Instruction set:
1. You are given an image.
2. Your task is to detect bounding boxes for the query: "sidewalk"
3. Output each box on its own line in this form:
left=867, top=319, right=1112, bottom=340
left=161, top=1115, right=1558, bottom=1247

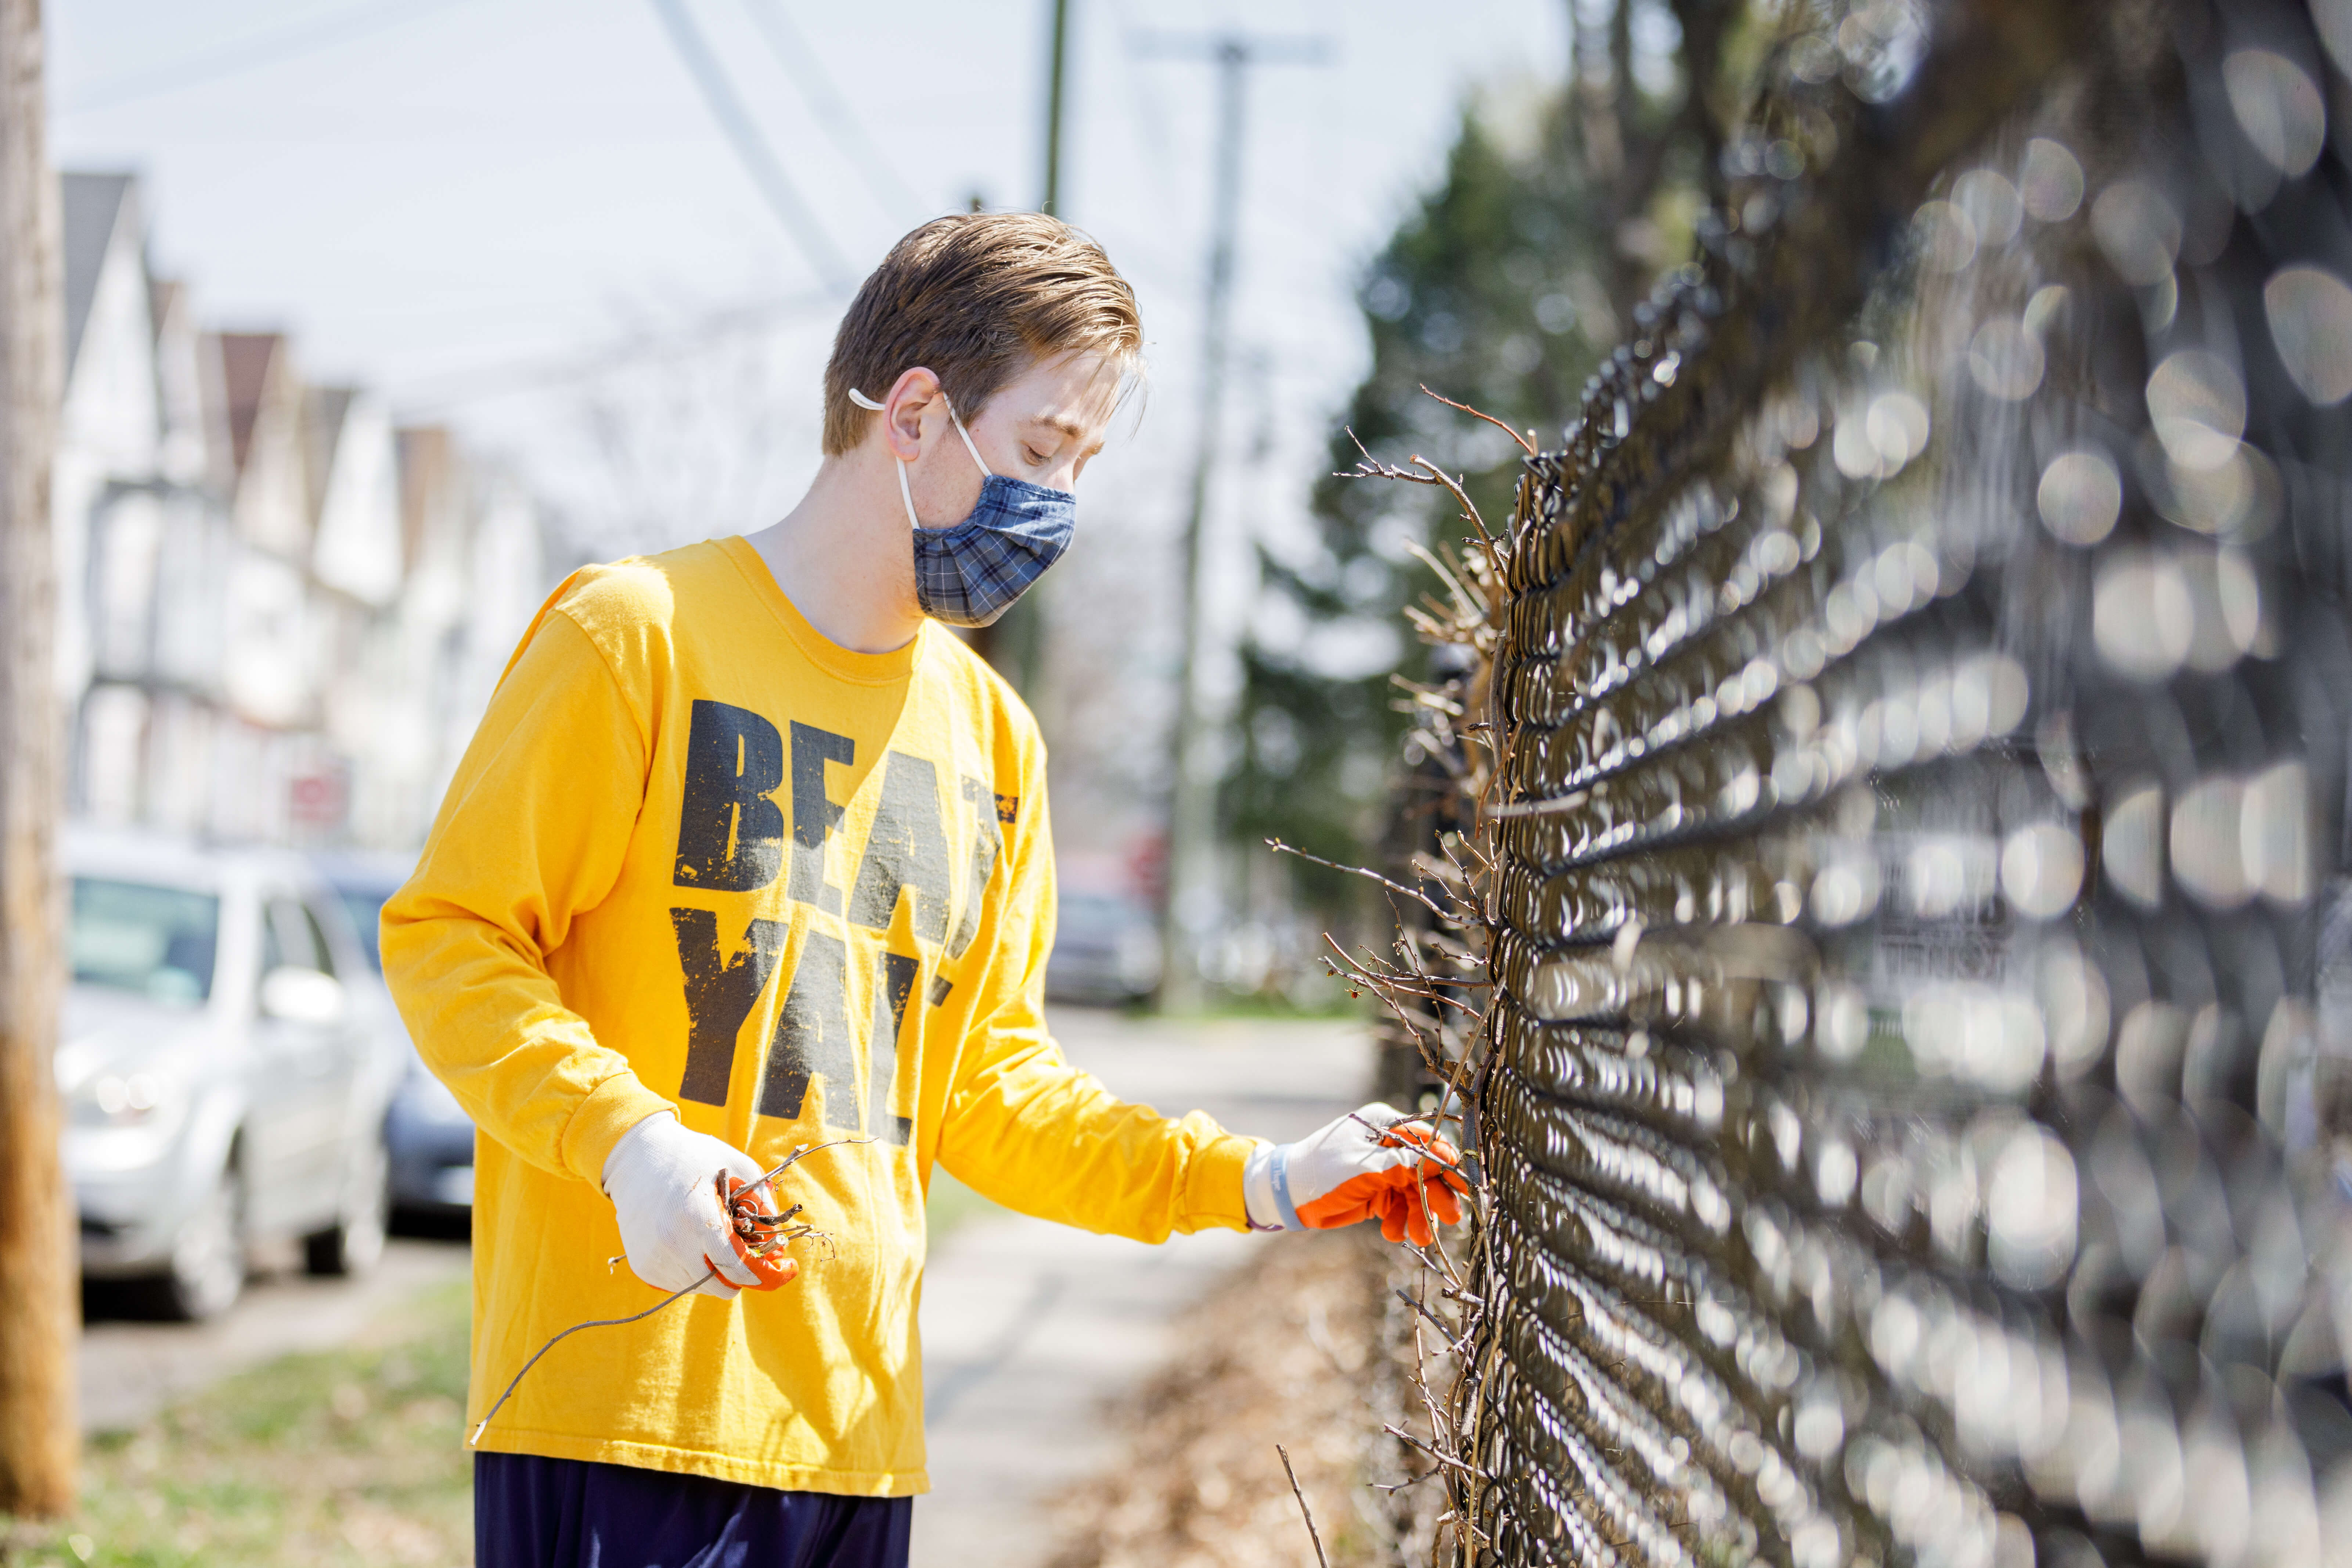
left=911, top=1007, right=1373, bottom=1567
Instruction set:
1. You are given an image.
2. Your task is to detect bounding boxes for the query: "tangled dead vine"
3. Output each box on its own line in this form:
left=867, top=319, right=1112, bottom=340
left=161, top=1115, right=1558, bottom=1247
left=1263, top=385, right=1540, bottom=1564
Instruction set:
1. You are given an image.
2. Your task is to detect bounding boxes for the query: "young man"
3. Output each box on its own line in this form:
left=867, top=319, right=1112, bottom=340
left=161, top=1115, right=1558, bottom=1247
left=381, top=214, right=1462, bottom=1568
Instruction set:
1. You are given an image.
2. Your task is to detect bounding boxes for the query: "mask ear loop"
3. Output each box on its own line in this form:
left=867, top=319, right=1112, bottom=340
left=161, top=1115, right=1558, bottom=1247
left=849, top=385, right=994, bottom=533
left=937, top=392, right=992, bottom=479
left=847, top=387, right=920, bottom=529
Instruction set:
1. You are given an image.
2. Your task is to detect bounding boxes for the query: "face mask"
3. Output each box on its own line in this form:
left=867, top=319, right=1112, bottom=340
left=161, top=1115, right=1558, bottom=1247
left=849, top=386, right=1076, bottom=628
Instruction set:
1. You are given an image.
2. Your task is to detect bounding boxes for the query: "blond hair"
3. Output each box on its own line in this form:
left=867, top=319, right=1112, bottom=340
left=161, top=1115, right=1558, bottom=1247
left=822, top=212, right=1143, bottom=456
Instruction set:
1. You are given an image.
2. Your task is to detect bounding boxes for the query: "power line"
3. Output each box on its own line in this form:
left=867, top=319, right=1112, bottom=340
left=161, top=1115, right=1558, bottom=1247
left=737, top=0, right=925, bottom=223
left=389, top=286, right=842, bottom=415
left=646, top=0, right=853, bottom=295
left=1104, top=0, right=1179, bottom=200
left=58, top=0, right=473, bottom=115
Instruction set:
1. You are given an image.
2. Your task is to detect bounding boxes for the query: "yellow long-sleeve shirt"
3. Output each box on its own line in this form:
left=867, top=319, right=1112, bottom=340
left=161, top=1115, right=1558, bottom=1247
left=380, top=536, right=1252, bottom=1496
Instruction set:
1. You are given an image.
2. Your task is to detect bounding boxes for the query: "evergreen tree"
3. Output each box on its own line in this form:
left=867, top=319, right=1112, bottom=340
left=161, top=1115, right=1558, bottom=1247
left=1227, top=0, right=1745, bottom=927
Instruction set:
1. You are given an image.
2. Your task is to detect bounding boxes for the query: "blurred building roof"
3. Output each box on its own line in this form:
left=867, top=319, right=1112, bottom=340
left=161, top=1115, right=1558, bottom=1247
left=147, top=275, right=183, bottom=346
left=217, top=331, right=285, bottom=479
left=303, top=383, right=356, bottom=525
left=62, top=170, right=136, bottom=378
left=396, top=425, right=457, bottom=573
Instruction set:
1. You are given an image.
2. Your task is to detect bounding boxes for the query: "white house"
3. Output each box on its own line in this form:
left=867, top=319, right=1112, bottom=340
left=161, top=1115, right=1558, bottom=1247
left=58, top=171, right=170, bottom=826
left=55, top=168, right=554, bottom=854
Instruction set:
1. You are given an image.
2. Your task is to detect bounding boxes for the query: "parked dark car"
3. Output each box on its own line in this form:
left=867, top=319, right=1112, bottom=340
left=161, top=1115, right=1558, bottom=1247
left=313, top=852, right=476, bottom=1221
left=1044, top=890, right=1162, bottom=1006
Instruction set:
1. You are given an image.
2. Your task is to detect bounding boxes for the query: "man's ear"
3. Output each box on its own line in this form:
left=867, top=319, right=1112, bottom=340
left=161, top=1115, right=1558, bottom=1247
left=881, top=368, right=943, bottom=461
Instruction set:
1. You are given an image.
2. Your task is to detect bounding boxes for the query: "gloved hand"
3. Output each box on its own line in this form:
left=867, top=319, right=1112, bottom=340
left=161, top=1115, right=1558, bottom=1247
left=1243, top=1103, right=1468, bottom=1247
left=602, top=1111, right=769, bottom=1299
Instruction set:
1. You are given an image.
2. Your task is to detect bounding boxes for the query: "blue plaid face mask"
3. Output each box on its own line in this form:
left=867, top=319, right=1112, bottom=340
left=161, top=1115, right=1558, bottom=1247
left=849, top=387, right=1075, bottom=628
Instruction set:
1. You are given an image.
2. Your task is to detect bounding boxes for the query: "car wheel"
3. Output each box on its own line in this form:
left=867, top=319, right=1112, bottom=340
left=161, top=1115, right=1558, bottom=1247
left=304, top=1131, right=388, bottom=1278
left=146, top=1159, right=246, bottom=1322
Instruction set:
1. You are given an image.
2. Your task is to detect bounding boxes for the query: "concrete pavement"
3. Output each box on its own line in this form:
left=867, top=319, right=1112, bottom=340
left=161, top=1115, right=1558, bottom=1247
left=911, top=1006, right=1373, bottom=1567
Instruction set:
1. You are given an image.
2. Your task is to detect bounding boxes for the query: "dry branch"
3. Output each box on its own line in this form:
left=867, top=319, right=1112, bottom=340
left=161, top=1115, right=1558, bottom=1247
left=1276, top=1444, right=1332, bottom=1568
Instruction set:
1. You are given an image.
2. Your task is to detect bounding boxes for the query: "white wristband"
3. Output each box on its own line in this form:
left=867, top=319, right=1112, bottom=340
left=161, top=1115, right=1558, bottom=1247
left=1243, top=1141, right=1289, bottom=1232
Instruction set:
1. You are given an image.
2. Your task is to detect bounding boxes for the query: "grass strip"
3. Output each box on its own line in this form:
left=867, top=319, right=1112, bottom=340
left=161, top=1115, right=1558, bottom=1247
left=5, top=1278, right=474, bottom=1567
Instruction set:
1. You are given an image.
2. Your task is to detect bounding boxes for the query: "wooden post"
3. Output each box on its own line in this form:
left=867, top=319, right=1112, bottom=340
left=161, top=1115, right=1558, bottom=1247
left=0, top=0, right=71, bottom=1520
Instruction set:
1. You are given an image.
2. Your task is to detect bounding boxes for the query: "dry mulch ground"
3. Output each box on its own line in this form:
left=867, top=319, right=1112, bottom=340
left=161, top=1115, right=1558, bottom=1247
left=1045, top=1227, right=1449, bottom=1568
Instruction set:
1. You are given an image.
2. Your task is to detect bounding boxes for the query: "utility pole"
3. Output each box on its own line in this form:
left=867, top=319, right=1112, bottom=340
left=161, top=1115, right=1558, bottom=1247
left=973, top=0, right=1077, bottom=691
left=1138, top=32, right=1330, bottom=1012
left=976, top=0, right=1076, bottom=688
left=0, top=0, right=71, bottom=1518
left=1041, top=0, right=1072, bottom=217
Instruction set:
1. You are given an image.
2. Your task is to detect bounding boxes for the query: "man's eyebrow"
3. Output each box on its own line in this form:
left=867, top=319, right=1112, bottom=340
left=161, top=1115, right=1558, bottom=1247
left=1027, top=411, right=1106, bottom=457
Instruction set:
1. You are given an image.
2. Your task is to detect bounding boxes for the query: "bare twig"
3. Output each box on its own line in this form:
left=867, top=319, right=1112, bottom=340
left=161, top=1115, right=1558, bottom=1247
left=1267, top=837, right=1449, bottom=919
left=1405, top=456, right=1508, bottom=573
left=1383, top=1422, right=1494, bottom=1481
left=1336, top=424, right=1438, bottom=484
left=1321, top=395, right=1522, bottom=1554
left=765, top=1135, right=876, bottom=1176
left=1419, top=383, right=1538, bottom=457
left=1332, top=430, right=1507, bottom=579
left=1393, top=673, right=1468, bottom=715
left=1396, top=1287, right=1477, bottom=1359
left=1344, top=1111, right=1470, bottom=1180
left=1404, top=538, right=1480, bottom=622
left=1276, top=1444, right=1331, bottom=1568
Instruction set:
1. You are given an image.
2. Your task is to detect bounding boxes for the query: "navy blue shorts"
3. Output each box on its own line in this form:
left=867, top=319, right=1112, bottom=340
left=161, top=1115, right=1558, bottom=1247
left=475, top=1452, right=912, bottom=1568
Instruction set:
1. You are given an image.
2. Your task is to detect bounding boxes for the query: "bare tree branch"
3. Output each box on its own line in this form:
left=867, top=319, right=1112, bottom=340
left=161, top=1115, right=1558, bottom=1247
left=1275, top=1445, right=1331, bottom=1568
left=1418, top=382, right=1537, bottom=457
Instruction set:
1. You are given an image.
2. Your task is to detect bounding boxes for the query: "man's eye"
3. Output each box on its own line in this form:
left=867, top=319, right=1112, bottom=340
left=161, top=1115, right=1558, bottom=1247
left=1025, top=448, right=1051, bottom=466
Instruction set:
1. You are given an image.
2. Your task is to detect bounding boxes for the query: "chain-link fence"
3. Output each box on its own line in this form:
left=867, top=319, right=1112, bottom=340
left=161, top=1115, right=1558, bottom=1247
left=1462, top=0, right=2352, bottom=1562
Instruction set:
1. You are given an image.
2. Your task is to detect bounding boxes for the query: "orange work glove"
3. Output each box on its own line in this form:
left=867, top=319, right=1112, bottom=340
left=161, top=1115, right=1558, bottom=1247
left=1242, top=1103, right=1469, bottom=1247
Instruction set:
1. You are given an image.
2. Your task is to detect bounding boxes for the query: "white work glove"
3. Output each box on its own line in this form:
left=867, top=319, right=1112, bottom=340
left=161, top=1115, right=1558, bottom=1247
left=601, top=1111, right=767, bottom=1299
left=1242, top=1102, right=1467, bottom=1247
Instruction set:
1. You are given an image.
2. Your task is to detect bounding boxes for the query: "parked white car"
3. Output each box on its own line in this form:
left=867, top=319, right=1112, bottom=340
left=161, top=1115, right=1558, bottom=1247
left=60, top=828, right=404, bottom=1319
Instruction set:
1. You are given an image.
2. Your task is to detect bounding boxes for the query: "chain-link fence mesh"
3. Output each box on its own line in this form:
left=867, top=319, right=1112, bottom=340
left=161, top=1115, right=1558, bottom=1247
left=1462, top=0, right=2352, bottom=1562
